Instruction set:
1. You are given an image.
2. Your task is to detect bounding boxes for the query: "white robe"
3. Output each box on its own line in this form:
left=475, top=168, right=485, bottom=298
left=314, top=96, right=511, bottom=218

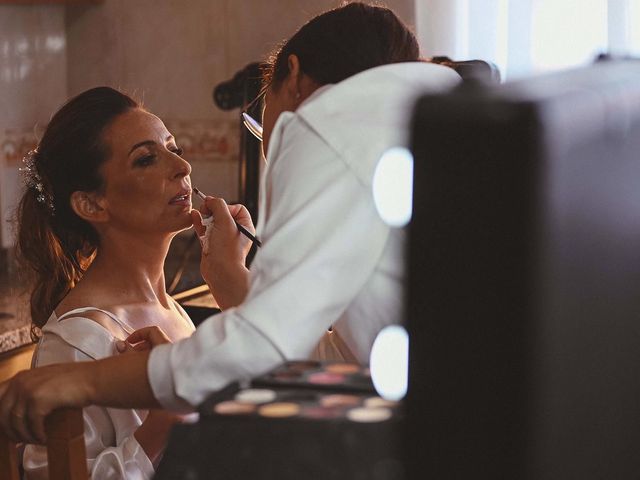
left=23, top=304, right=195, bottom=480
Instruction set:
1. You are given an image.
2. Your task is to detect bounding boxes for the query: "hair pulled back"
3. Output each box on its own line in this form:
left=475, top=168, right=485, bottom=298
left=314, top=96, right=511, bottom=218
left=264, top=2, right=420, bottom=88
left=16, top=86, right=138, bottom=338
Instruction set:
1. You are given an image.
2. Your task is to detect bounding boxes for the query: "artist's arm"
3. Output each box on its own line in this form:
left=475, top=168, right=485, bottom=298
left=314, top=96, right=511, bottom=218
left=0, top=350, right=157, bottom=444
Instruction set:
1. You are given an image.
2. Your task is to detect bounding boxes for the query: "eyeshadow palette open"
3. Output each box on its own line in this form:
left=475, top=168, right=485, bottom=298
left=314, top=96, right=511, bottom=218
left=156, top=361, right=404, bottom=479
left=208, top=387, right=400, bottom=422
left=199, top=361, right=402, bottom=424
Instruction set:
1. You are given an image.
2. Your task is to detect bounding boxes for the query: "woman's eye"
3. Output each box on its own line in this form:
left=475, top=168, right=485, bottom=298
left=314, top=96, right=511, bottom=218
left=134, top=154, right=155, bottom=167
left=171, top=147, right=184, bottom=157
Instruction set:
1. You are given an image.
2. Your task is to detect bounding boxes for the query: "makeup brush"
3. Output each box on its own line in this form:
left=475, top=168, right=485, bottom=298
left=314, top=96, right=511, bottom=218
left=193, top=187, right=262, bottom=248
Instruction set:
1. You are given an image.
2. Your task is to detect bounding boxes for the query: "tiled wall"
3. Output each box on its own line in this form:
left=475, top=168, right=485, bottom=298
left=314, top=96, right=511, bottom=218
left=0, top=5, right=67, bottom=248
left=0, top=0, right=415, bottom=248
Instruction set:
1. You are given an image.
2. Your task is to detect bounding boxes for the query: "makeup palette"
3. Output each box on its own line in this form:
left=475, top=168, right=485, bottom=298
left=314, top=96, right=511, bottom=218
left=203, top=386, right=401, bottom=424
left=198, top=361, right=401, bottom=426
left=251, top=360, right=376, bottom=393
left=157, top=361, right=404, bottom=480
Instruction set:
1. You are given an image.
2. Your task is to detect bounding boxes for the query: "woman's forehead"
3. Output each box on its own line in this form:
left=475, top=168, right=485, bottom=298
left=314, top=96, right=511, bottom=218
left=103, top=109, right=171, bottom=151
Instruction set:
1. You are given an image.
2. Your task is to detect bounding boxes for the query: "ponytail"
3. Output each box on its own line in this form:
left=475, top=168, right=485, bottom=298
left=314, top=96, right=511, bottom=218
left=16, top=194, right=83, bottom=338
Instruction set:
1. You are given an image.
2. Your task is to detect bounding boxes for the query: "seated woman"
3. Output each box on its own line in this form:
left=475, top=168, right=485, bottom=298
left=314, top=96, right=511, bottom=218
left=16, top=86, right=197, bottom=479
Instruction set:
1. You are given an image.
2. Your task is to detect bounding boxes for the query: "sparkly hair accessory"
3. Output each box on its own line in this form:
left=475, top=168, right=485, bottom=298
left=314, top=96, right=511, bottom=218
left=19, top=149, right=55, bottom=213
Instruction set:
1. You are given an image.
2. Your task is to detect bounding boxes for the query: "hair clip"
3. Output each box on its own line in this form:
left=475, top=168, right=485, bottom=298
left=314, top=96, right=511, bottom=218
left=19, top=149, right=55, bottom=214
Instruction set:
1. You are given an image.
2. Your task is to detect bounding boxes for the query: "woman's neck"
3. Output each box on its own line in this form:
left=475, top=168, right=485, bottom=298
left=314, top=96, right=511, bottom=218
left=82, top=230, right=175, bottom=306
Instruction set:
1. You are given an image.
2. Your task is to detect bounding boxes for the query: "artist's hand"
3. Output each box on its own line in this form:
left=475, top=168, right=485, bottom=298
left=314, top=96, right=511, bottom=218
left=0, top=362, right=94, bottom=444
left=191, top=196, right=252, bottom=310
left=116, top=326, right=172, bottom=354
left=191, top=196, right=255, bottom=258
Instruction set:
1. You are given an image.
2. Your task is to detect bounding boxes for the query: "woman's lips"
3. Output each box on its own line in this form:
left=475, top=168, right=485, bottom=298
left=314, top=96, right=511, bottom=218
left=169, top=190, right=192, bottom=205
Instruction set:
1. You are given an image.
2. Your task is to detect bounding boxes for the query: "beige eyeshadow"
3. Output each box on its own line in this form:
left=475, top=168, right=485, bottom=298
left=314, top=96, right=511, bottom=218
left=257, top=402, right=301, bottom=418
left=346, top=407, right=393, bottom=423
left=325, top=363, right=361, bottom=375
left=214, top=401, right=257, bottom=415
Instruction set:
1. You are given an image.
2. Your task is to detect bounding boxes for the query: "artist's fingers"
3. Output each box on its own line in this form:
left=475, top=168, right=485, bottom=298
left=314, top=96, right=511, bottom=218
left=227, top=204, right=255, bottom=234
left=205, top=198, right=235, bottom=228
left=198, top=195, right=214, bottom=218
left=126, top=326, right=171, bottom=348
left=115, top=340, right=139, bottom=354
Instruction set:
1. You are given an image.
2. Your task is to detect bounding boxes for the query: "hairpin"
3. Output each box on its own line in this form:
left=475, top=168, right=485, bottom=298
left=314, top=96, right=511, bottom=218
left=19, top=149, right=55, bottom=214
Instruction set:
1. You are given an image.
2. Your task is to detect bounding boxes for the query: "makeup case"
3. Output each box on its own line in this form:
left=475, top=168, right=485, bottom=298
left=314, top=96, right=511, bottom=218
left=155, top=361, right=404, bottom=480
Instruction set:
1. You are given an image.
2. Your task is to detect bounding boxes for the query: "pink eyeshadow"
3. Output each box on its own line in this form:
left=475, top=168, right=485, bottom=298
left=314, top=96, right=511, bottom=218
left=320, top=394, right=362, bottom=408
left=301, top=407, right=342, bottom=420
left=307, top=372, right=345, bottom=385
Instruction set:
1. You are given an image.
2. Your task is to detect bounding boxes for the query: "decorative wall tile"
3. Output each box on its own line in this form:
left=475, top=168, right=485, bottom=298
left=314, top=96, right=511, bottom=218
left=164, top=118, right=239, bottom=163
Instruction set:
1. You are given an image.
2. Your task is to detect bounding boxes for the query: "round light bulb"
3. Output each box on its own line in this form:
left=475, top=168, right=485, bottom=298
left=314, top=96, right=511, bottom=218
left=372, top=147, right=414, bottom=228
left=369, top=325, right=409, bottom=401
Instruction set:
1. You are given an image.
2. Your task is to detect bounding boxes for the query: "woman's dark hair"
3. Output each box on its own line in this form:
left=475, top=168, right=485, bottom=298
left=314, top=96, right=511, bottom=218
left=16, top=86, right=138, bottom=339
left=263, top=2, right=420, bottom=88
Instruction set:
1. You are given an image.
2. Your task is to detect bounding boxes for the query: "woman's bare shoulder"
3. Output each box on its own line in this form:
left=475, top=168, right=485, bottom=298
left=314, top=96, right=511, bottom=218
left=54, top=285, right=130, bottom=339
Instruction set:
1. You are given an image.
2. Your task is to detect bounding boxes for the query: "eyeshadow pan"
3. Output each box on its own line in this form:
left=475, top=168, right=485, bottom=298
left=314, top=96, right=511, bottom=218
left=346, top=407, right=393, bottom=423
left=258, top=402, right=301, bottom=418
left=320, top=394, right=361, bottom=408
left=307, top=372, right=345, bottom=385
left=214, top=401, right=257, bottom=415
left=325, top=363, right=361, bottom=375
left=235, top=389, right=277, bottom=404
left=301, top=407, right=342, bottom=420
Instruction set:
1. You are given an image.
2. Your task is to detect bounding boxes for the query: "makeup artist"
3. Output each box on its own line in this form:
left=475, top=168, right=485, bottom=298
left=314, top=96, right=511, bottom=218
left=0, top=2, right=459, bottom=444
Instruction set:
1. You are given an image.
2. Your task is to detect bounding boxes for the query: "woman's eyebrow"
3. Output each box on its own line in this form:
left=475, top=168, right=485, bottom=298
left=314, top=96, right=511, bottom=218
left=128, top=135, right=175, bottom=155
left=128, top=140, right=155, bottom=155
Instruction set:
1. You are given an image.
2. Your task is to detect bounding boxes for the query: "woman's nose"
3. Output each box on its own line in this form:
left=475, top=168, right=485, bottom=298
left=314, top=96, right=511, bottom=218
left=171, top=152, right=192, bottom=179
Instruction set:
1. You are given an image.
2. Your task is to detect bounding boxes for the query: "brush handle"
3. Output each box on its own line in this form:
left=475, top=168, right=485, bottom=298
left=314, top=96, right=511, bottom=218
left=235, top=223, right=262, bottom=248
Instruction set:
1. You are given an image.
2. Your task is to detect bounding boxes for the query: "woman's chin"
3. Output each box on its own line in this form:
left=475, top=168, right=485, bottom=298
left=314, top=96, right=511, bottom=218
left=175, top=212, right=195, bottom=232
left=159, top=210, right=195, bottom=234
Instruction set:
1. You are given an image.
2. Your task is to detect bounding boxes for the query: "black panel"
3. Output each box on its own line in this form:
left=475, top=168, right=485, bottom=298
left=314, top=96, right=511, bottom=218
left=407, top=61, right=640, bottom=479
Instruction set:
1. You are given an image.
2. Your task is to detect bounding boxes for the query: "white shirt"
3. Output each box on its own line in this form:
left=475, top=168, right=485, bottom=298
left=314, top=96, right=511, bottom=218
left=23, top=305, right=195, bottom=480
left=149, top=62, right=461, bottom=411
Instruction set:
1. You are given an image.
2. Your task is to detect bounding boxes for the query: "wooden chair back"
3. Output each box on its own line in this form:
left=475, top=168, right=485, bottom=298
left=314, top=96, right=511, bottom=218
left=0, top=345, right=88, bottom=480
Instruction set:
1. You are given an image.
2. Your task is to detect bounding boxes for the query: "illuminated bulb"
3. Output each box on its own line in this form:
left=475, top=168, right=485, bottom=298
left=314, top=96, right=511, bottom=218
left=372, top=147, right=414, bottom=227
left=369, top=325, right=409, bottom=401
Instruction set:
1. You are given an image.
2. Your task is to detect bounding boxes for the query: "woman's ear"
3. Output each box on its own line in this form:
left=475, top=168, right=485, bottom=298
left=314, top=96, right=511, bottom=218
left=70, top=191, right=108, bottom=223
left=286, top=54, right=303, bottom=104
left=285, top=54, right=320, bottom=107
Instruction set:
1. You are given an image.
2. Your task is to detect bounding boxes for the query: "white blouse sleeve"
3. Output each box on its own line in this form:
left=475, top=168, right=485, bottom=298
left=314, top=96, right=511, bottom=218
left=23, top=328, right=154, bottom=480
left=149, top=112, right=391, bottom=410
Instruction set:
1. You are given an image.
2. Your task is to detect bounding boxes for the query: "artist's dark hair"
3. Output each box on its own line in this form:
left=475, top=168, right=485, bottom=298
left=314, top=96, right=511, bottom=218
left=263, top=2, right=420, bottom=88
left=15, top=87, right=138, bottom=339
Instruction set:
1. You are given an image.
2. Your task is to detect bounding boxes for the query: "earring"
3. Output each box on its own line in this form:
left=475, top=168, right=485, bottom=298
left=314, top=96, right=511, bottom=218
left=295, top=92, right=301, bottom=100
